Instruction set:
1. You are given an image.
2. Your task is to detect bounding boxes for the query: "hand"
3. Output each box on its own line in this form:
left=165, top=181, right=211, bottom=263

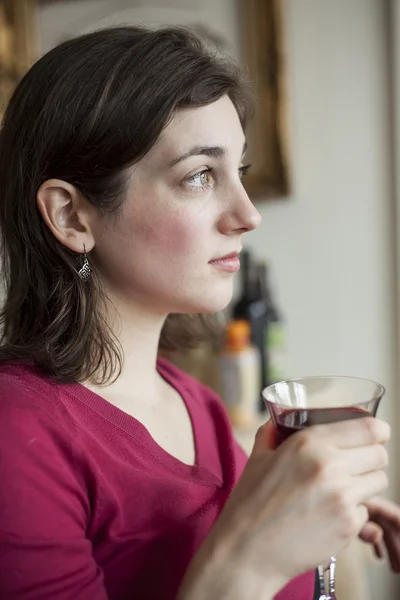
left=359, top=496, right=400, bottom=572
left=214, top=417, right=390, bottom=587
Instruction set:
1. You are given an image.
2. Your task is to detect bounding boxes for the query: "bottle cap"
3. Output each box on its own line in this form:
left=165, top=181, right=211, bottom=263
left=226, top=320, right=251, bottom=350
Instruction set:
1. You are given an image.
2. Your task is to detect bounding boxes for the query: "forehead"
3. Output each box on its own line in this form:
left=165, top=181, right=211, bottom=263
left=151, top=96, right=245, bottom=159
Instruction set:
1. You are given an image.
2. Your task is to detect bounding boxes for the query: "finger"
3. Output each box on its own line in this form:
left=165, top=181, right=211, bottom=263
left=382, top=530, right=400, bottom=572
left=313, top=417, right=390, bottom=448
left=344, top=444, right=388, bottom=476
left=252, top=420, right=278, bottom=455
left=374, top=541, right=385, bottom=560
left=359, top=521, right=383, bottom=546
left=359, top=522, right=386, bottom=560
left=352, top=470, right=389, bottom=504
left=364, top=497, right=400, bottom=571
left=365, top=497, right=400, bottom=528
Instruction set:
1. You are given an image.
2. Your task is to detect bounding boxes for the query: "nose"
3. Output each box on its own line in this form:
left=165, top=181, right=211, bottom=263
left=218, top=183, right=262, bottom=234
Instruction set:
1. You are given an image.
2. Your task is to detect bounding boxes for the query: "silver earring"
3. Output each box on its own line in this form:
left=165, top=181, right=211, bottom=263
left=77, top=244, right=91, bottom=281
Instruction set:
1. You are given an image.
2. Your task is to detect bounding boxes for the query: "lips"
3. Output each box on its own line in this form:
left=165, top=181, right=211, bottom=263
left=209, top=251, right=240, bottom=262
left=209, top=251, right=241, bottom=273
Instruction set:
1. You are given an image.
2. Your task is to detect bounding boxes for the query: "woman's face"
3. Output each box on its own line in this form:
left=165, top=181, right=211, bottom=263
left=92, top=95, right=261, bottom=315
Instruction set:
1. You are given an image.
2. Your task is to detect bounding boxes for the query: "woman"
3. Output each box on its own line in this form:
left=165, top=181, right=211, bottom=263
left=0, top=26, right=398, bottom=600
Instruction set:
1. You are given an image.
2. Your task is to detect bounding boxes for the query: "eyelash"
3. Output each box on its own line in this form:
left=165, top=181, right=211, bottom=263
left=186, top=164, right=252, bottom=189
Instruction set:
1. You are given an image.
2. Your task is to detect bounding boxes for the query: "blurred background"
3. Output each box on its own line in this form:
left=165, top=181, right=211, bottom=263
left=1, top=0, right=400, bottom=598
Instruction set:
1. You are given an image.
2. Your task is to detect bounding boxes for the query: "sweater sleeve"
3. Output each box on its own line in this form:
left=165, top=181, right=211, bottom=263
left=0, top=380, right=108, bottom=600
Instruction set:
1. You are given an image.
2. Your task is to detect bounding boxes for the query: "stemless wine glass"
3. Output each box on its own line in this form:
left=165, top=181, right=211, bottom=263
left=262, top=375, right=385, bottom=600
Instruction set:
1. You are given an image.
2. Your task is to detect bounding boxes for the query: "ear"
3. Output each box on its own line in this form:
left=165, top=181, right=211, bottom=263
left=36, top=179, right=96, bottom=253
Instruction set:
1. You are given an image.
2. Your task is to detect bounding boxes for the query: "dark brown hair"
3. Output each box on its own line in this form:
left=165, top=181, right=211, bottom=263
left=0, top=26, right=252, bottom=384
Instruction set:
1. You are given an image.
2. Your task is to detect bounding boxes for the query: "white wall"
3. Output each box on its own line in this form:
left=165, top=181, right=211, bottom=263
left=38, top=1, right=399, bottom=598
left=38, top=0, right=241, bottom=60
left=252, top=2, right=398, bottom=598
left=260, top=4, right=398, bottom=597
left=252, top=0, right=396, bottom=383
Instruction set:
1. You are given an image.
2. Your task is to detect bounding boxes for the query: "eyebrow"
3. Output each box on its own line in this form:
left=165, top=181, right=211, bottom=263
left=168, top=141, right=248, bottom=168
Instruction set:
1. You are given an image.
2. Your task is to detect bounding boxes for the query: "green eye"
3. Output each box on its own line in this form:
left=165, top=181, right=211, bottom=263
left=187, top=169, right=213, bottom=187
left=199, top=172, right=210, bottom=185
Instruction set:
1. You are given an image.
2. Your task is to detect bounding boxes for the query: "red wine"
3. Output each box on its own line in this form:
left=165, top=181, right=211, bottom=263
left=275, top=406, right=369, bottom=445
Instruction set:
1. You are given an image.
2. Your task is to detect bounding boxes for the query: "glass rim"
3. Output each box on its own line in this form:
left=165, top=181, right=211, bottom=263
left=262, top=375, right=385, bottom=410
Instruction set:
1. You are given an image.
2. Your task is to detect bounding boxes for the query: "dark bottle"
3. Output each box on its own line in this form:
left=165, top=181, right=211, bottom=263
left=232, top=251, right=269, bottom=412
left=232, top=250, right=259, bottom=317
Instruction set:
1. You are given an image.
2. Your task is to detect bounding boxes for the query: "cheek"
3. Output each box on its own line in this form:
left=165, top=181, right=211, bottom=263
left=136, top=206, right=209, bottom=260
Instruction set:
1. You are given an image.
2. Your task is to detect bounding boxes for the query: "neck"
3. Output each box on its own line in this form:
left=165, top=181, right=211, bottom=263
left=89, top=293, right=168, bottom=401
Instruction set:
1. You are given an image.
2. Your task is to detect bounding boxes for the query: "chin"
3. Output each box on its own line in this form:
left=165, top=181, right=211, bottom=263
left=198, top=298, right=232, bottom=314
left=183, top=286, right=234, bottom=315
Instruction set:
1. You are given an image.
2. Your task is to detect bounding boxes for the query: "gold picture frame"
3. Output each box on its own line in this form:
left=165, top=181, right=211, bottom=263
left=0, top=0, right=38, bottom=116
left=0, top=0, right=290, bottom=200
left=240, top=0, right=290, bottom=199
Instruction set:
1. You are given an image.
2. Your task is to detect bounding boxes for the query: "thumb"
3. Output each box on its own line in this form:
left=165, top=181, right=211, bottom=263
left=252, top=419, right=278, bottom=456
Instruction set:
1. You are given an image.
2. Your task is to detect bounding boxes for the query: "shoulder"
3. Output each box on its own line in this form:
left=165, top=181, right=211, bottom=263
left=0, top=370, right=105, bottom=599
left=0, top=360, right=79, bottom=441
left=0, top=361, right=89, bottom=506
left=0, top=360, right=59, bottom=398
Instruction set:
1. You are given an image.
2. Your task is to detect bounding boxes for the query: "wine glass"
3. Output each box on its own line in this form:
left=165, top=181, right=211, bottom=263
left=262, top=375, right=385, bottom=600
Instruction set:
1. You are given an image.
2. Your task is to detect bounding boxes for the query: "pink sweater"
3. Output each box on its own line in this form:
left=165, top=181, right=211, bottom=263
left=0, top=358, right=314, bottom=599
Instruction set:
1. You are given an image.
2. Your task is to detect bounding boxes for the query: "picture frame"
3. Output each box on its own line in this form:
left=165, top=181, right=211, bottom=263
left=239, top=0, right=290, bottom=198
left=1, top=0, right=290, bottom=199
left=0, top=0, right=38, bottom=116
